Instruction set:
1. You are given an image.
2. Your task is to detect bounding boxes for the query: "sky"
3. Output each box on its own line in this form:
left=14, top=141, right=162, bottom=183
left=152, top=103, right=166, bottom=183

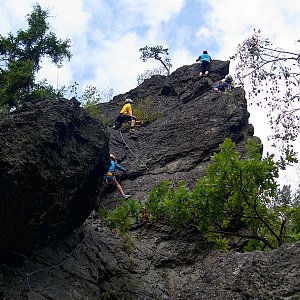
left=1, top=0, right=300, bottom=187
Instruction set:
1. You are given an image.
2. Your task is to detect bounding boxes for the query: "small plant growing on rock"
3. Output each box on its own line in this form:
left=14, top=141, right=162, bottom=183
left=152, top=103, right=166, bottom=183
left=81, top=85, right=109, bottom=124
left=134, top=97, right=163, bottom=123
left=100, top=199, right=143, bottom=232
left=137, top=67, right=166, bottom=85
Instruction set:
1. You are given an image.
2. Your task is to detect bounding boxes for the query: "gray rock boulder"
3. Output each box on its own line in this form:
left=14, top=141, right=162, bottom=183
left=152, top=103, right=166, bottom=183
left=0, top=98, right=109, bottom=255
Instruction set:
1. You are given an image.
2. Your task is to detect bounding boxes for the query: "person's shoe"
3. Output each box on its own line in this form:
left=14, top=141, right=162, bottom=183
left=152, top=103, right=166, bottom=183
left=123, top=194, right=132, bottom=199
left=129, top=128, right=135, bottom=133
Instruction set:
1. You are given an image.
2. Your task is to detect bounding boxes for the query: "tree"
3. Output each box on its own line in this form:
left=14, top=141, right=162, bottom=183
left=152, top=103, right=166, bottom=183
left=192, top=138, right=298, bottom=251
left=0, top=3, right=72, bottom=110
left=102, top=138, right=300, bottom=251
left=80, top=85, right=111, bottom=123
left=139, top=45, right=172, bottom=76
left=232, top=30, right=300, bottom=153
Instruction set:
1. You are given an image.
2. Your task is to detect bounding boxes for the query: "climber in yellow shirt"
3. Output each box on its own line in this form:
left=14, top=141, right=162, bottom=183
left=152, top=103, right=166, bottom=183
left=120, top=101, right=133, bottom=115
left=113, top=98, right=136, bottom=132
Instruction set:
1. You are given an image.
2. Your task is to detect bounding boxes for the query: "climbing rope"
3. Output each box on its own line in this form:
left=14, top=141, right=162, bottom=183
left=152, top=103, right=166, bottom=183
left=25, top=127, right=150, bottom=298
left=26, top=212, right=96, bottom=299
left=119, top=130, right=150, bottom=172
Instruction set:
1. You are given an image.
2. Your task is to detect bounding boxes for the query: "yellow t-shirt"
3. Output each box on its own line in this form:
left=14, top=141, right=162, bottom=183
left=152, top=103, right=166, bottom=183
left=120, top=103, right=132, bottom=115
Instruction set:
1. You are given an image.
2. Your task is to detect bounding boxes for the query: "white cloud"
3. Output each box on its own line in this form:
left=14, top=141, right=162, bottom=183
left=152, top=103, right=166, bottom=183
left=3, top=0, right=299, bottom=92
left=45, top=0, right=89, bottom=39
left=172, top=48, right=195, bottom=70
left=69, top=31, right=154, bottom=95
left=203, top=0, right=300, bottom=59
left=122, top=0, right=186, bottom=26
left=0, top=1, right=32, bottom=33
left=1, top=0, right=299, bottom=187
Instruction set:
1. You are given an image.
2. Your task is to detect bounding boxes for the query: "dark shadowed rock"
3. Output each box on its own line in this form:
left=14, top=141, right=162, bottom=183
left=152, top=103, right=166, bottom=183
left=1, top=219, right=299, bottom=299
left=0, top=98, right=109, bottom=255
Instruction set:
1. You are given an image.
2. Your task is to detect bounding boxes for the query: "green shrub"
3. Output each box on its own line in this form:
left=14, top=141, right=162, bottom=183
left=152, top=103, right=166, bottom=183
left=146, top=181, right=193, bottom=228
left=134, top=97, right=163, bottom=123
left=83, top=99, right=108, bottom=124
left=101, top=138, right=300, bottom=252
left=100, top=199, right=143, bottom=232
left=81, top=86, right=108, bottom=124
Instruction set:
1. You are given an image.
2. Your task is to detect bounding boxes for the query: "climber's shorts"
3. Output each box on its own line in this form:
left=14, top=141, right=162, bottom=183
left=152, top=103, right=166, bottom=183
left=115, top=114, right=134, bottom=124
left=104, top=172, right=116, bottom=185
left=200, top=60, right=211, bottom=73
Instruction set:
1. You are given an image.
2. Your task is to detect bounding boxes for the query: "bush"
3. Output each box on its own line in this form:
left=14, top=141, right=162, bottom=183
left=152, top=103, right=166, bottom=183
left=101, top=138, right=300, bottom=251
left=134, top=97, right=163, bottom=123
left=100, top=199, right=143, bottom=232
left=81, top=85, right=109, bottom=124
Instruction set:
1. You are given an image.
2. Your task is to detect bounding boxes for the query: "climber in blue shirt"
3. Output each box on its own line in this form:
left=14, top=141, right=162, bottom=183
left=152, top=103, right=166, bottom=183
left=104, top=154, right=132, bottom=199
left=196, top=50, right=212, bottom=78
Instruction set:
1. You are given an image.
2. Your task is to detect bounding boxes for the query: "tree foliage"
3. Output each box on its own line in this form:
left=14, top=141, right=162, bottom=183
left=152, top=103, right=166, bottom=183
left=101, top=199, right=143, bottom=232
left=80, top=85, right=112, bottom=123
left=232, top=29, right=300, bottom=152
left=139, top=45, right=172, bottom=76
left=192, top=138, right=298, bottom=251
left=102, top=138, right=300, bottom=252
left=0, top=3, right=71, bottom=110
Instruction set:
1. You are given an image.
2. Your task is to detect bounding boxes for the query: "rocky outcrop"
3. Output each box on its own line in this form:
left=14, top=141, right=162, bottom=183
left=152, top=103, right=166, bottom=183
left=99, top=61, right=254, bottom=206
left=1, top=218, right=299, bottom=299
left=0, top=98, right=109, bottom=255
left=1, top=61, right=298, bottom=300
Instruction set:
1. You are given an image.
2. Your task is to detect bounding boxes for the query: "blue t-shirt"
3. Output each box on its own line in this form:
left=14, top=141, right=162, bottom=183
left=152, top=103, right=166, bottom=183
left=107, top=160, right=126, bottom=174
left=199, top=53, right=211, bottom=63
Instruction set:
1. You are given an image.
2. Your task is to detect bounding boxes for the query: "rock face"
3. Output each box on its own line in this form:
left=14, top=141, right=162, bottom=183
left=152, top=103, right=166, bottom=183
left=100, top=60, right=253, bottom=206
left=2, top=219, right=299, bottom=300
left=0, top=98, right=109, bottom=254
left=1, top=61, right=298, bottom=300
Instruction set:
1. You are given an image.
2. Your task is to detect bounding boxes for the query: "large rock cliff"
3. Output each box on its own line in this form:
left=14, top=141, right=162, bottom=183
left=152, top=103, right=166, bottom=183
left=1, top=61, right=299, bottom=300
left=2, top=219, right=299, bottom=299
left=99, top=60, right=253, bottom=207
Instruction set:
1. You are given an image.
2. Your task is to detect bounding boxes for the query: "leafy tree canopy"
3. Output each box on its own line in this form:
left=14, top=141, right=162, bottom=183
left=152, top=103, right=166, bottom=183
left=232, top=29, right=300, bottom=153
left=139, top=45, right=172, bottom=76
left=0, top=3, right=72, bottom=110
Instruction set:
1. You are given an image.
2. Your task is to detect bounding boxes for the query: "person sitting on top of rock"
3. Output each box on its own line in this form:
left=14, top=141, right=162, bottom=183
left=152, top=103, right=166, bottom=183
left=196, top=50, right=212, bottom=78
left=104, top=154, right=132, bottom=199
left=211, top=75, right=234, bottom=93
left=113, top=98, right=136, bottom=132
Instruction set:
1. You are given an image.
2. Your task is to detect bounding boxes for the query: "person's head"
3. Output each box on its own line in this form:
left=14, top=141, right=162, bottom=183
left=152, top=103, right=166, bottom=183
left=225, top=75, right=233, bottom=83
left=110, top=154, right=116, bottom=161
left=125, top=98, right=133, bottom=104
left=203, top=50, right=208, bottom=54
